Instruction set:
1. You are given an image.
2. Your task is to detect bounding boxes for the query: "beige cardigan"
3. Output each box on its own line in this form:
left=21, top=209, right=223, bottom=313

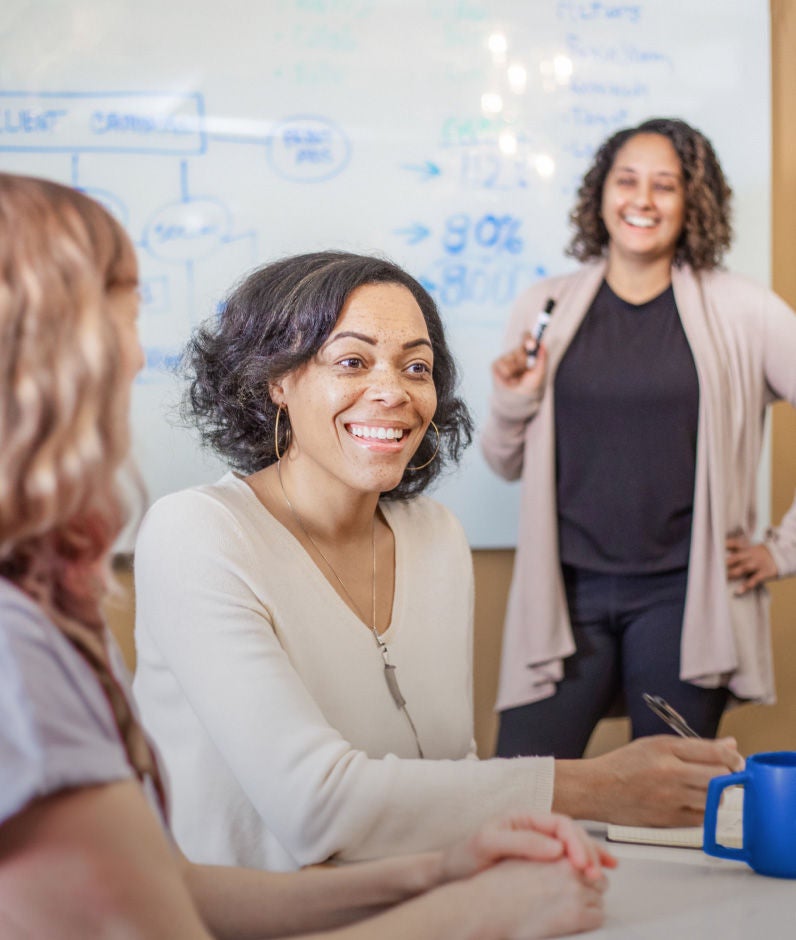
left=482, top=260, right=796, bottom=711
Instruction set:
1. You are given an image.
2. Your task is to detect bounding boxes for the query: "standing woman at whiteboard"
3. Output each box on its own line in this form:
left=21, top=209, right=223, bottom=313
left=483, top=117, right=796, bottom=760
left=133, top=248, right=741, bottom=873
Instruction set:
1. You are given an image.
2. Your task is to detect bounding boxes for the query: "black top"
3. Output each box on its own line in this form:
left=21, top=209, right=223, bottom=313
left=554, top=280, right=699, bottom=574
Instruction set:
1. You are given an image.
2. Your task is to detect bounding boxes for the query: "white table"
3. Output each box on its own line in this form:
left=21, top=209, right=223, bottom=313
left=560, top=827, right=796, bottom=938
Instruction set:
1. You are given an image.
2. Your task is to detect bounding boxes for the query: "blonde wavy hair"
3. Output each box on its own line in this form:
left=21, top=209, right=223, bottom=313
left=0, top=174, right=137, bottom=625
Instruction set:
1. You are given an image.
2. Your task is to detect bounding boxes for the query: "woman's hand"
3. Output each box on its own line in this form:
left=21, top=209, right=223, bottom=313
left=554, top=735, right=744, bottom=827
left=439, top=813, right=616, bottom=885
left=726, top=533, right=778, bottom=594
left=491, top=332, right=548, bottom=395
left=465, top=858, right=608, bottom=940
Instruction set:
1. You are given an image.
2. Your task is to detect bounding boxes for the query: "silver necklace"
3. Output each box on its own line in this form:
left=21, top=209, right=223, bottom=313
left=277, top=460, right=424, bottom=758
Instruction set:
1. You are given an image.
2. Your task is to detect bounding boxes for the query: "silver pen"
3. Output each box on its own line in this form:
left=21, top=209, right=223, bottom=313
left=642, top=693, right=701, bottom=739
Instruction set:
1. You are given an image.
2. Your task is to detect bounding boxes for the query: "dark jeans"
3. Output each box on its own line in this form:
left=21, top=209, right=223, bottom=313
left=496, top=564, right=729, bottom=759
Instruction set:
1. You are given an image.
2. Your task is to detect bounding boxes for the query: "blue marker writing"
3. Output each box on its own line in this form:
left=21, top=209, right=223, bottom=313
left=526, top=298, right=556, bottom=369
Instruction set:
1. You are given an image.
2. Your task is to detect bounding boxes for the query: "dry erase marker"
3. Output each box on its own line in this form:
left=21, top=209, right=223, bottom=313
left=526, top=298, right=556, bottom=369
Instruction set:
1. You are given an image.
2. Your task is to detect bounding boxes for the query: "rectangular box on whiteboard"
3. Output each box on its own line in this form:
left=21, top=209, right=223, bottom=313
left=0, top=91, right=205, bottom=154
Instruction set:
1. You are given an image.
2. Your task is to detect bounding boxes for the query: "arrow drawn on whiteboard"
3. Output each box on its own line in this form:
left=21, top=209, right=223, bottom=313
left=402, top=160, right=441, bottom=180
left=394, top=223, right=431, bottom=245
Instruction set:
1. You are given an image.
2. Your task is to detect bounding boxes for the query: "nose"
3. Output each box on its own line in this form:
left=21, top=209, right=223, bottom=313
left=632, top=179, right=653, bottom=207
left=365, top=366, right=411, bottom=406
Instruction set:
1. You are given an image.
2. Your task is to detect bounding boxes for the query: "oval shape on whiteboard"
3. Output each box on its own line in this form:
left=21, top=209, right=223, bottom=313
left=143, top=197, right=231, bottom=262
left=268, top=115, right=351, bottom=182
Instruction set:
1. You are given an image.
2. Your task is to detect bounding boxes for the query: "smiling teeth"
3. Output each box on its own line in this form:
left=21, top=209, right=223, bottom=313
left=624, top=215, right=655, bottom=228
left=350, top=425, right=405, bottom=440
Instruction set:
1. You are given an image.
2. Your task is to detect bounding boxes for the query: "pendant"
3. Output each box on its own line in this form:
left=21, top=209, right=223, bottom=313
left=383, top=663, right=407, bottom=709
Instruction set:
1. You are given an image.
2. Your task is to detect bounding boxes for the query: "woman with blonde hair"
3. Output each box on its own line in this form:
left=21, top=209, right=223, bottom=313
left=0, top=173, right=614, bottom=939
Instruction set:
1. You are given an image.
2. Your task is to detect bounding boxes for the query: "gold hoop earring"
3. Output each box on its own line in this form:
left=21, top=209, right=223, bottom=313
left=408, top=421, right=440, bottom=472
left=274, top=404, right=291, bottom=461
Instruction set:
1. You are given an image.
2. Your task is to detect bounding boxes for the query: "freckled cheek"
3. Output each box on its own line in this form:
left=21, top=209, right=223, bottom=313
left=311, top=383, right=361, bottom=427
left=422, top=388, right=438, bottom=422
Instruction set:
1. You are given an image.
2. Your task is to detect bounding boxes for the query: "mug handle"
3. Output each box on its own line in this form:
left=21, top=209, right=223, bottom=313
left=703, top=771, right=748, bottom=862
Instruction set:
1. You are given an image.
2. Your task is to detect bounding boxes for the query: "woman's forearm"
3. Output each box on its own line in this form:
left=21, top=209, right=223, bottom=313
left=184, top=851, right=445, bottom=939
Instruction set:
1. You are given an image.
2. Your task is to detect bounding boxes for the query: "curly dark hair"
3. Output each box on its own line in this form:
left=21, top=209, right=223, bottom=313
left=567, top=117, right=733, bottom=271
left=183, top=251, right=473, bottom=499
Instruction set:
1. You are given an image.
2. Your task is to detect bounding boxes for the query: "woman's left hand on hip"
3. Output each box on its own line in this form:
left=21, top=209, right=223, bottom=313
left=726, top=534, right=778, bottom=594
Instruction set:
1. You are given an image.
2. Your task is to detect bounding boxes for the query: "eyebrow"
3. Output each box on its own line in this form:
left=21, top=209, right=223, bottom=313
left=613, top=165, right=682, bottom=178
left=324, top=331, right=433, bottom=352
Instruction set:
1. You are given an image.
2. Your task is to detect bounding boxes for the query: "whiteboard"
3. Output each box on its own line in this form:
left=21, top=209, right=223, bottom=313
left=0, top=0, right=771, bottom=547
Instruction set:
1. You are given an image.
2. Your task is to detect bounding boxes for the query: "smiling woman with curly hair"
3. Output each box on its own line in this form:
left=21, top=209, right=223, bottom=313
left=182, top=252, right=472, bottom=499
left=568, top=118, right=733, bottom=271
left=483, top=117, right=796, bottom=761
left=131, top=244, right=744, bottom=876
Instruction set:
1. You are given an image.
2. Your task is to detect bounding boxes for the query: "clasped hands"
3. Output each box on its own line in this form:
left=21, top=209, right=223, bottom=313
left=440, top=812, right=614, bottom=885
left=437, top=813, right=614, bottom=938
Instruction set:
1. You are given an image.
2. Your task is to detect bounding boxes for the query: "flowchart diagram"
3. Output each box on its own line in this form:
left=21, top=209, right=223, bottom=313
left=0, top=90, right=365, bottom=375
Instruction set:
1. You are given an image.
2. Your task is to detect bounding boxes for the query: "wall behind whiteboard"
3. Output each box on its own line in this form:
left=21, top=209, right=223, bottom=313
left=0, top=0, right=771, bottom=547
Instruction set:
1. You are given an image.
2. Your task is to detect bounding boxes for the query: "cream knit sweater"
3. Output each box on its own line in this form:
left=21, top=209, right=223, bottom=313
left=133, top=474, right=553, bottom=871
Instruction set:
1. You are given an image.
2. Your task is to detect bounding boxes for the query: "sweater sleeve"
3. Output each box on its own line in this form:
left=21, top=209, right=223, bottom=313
left=761, top=289, right=796, bottom=577
left=133, top=491, right=554, bottom=867
left=480, top=287, right=548, bottom=482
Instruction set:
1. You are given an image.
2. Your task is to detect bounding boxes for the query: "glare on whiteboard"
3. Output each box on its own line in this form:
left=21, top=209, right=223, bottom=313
left=534, top=154, right=556, bottom=179
left=553, top=54, right=574, bottom=83
left=481, top=92, right=503, bottom=115
left=507, top=63, right=527, bottom=93
left=487, top=32, right=508, bottom=55
left=540, top=54, right=574, bottom=86
left=498, top=130, right=518, bottom=155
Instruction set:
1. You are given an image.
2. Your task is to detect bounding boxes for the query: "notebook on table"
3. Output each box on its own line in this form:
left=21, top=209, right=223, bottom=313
left=606, top=786, right=744, bottom=849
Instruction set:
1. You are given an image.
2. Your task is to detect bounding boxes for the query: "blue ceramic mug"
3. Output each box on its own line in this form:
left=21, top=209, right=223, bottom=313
left=704, top=751, right=796, bottom=878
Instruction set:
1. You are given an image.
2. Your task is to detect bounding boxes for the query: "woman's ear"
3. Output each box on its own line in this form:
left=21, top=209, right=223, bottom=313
left=268, top=381, right=285, bottom=407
